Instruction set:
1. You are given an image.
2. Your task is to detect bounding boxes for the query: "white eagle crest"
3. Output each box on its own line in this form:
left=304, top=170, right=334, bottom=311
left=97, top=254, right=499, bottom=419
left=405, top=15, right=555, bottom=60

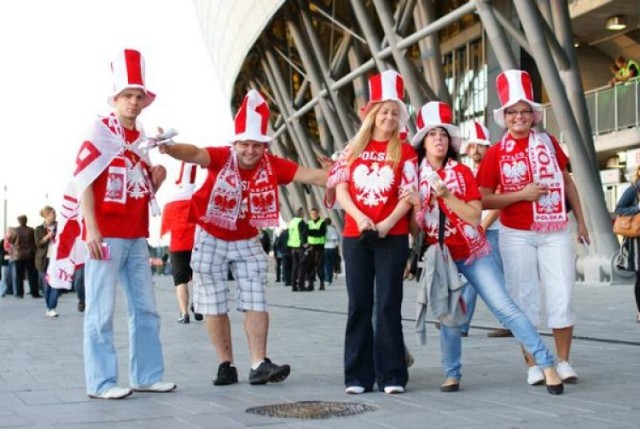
left=127, top=161, right=151, bottom=199
left=538, top=190, right=561, bottom=213
left=353, top=163, right=395, bottom=206
left=502, top=161, right=528, bottom=184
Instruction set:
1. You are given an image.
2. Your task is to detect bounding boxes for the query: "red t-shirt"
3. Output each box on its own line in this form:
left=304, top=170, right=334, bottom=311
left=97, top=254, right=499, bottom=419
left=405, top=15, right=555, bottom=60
left=475, top=132, right=568, bottom=231
left=190, top=146, right=298, bottom=241
left=92, top=126, right=150, bottom=239
left=423, top=164, right=482, bottom=261
left=342, top=140, right=418, bottom=238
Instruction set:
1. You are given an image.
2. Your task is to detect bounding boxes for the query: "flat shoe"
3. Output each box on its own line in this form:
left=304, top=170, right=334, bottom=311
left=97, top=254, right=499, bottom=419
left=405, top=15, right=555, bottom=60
left=556, top=361, right=578, bottom=383
left=383, top=385, right=404, bottom=394
left=88, top=386, right=132, bottom=399
left=345, top=385, right=365, bottom=394
left=527, top=366, right=545, bottom=385
left=439, top=378, right=460, bottom=392
left=545, top=382, right=564, bottom=395
left=131, top=382, right=177, bottom=393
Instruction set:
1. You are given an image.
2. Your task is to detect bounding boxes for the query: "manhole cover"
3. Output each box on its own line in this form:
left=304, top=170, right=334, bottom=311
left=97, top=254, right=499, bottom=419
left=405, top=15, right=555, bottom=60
left=246, top=400, right=378, bottom=419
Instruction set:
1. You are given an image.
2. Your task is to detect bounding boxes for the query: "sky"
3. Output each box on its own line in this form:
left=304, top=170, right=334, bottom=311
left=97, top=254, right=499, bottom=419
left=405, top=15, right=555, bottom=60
left=0, top=0, right=233, bottom=246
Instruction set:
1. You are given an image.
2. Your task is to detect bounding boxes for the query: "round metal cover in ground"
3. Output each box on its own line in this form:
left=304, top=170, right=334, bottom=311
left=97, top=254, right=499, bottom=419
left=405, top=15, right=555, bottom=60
left=246, top=400, right=378, bottom=419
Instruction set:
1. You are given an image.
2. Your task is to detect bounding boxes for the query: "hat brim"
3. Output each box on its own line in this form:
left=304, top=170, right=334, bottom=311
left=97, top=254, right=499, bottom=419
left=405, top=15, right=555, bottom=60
left=411, top=124, right=462, bottom=152
left=108, top=85, right=156, bottom=108
left=360, top=99, right=409, bottom=130
left=231, top=133, right=272, bottom=144
left=493, top=99, right=543, bottom=128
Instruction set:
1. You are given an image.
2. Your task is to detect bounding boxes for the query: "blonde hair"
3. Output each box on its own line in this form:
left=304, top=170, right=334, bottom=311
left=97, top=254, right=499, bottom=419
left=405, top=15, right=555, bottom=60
left=347, top=102, right=402, bottom=169
left=40, top=205, right=55, bottom=218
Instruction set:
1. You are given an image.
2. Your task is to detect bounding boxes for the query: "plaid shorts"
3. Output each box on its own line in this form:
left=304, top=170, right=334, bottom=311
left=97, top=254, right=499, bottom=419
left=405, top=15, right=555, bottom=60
left=191, top=226, right=268, bottom=315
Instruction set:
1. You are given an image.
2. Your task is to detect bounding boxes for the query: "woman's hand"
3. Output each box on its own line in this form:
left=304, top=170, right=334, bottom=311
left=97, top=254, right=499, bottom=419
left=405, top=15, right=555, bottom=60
left=519, top=183, right=549, bottom=202
left=356, top=216, right=375, bottom=233
left=316, top=154, right=334, bottom=171
left=376, top=219, right=392, bottom=238
left=400, top=188, right=421, bottom=209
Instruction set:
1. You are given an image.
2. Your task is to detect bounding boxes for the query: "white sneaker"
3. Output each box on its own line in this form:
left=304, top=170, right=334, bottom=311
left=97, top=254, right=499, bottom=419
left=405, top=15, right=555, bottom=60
left=345, top=385, right=365, bottom=394
left=89, top=386, right=133, bottom=399
left=46, top=309, right=58, bottom=317
left=556, top=361, right=578, bottom=382
left=384, top=385, right=405, bottom=394
left=527, top=365, right=545, bottom=385
left=131, top=382, right=177, bottom=393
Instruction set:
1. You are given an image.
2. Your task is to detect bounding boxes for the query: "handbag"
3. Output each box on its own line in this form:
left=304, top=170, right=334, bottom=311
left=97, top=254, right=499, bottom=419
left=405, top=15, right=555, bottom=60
left=613, top=213, right=640, bottom=238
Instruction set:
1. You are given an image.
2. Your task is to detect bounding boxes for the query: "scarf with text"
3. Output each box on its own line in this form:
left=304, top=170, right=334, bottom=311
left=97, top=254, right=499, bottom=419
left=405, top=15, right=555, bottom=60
left=498, top=130, right=567, bottom=232
left=200, top=147, right=280, bottom=230
left=416, top=158, right=490, bottom=264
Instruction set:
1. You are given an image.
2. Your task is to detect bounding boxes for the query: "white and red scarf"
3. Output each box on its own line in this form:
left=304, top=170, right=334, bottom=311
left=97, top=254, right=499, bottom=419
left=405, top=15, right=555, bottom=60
left=416, top=159, right=490, bottom=265
left=499, top=130, right=567, bottom=232
left=46, top=113, right=155, bottom=289
left=200, top=148, right=280, bottom=230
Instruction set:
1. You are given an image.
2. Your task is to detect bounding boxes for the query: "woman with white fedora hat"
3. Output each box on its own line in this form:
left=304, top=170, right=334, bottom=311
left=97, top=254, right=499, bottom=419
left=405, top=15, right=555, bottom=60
left=327, top=70, right=418, bottom=395
left=476, top=69, right=589, bottom=386
left=405, top=101, right=564, bottom=395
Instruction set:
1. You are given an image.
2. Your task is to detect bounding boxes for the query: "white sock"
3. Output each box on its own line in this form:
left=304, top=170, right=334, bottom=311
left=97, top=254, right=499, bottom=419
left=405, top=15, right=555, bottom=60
left=251, top=360, right=265, bottom=370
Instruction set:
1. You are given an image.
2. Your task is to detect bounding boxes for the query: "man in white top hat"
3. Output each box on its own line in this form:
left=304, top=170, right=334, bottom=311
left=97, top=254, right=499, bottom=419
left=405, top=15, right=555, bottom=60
left=159, top=89, right=327, bottom=386
left=47, top=48, right=176, bottom=399
left=460, top=122, right=511, bottom=338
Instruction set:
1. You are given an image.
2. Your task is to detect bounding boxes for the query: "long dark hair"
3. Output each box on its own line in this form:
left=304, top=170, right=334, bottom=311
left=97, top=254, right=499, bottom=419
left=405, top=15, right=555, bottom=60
left=415, top=127, right=459, bottom=166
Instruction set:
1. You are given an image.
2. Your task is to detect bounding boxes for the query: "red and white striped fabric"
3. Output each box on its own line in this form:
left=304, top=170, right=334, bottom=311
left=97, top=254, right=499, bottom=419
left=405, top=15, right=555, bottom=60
left=231, top=90, right=272, bottom=143
left=107, top=48, right=156, bottom=108
left=493, top=69, right=542, bottom=128
left=360, top=70, right=409, bottom=129
left=411, top=101, right=461, bottom=151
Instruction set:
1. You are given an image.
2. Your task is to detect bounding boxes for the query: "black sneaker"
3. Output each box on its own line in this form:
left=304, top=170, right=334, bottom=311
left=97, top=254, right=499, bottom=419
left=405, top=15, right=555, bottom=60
left=177, top=313, right=190, bottom=324
left=213, top=362, right=238, bottom=386
left=191, top=304, right=203, bottom=321
left=249, top=358, right=290, bottom=385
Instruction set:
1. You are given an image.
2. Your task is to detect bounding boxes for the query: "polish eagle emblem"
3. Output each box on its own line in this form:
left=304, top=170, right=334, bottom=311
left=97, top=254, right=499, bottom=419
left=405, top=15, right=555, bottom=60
left=353, top=162, right=395, bottom=206
left=502, top=161, right=528, bottom=184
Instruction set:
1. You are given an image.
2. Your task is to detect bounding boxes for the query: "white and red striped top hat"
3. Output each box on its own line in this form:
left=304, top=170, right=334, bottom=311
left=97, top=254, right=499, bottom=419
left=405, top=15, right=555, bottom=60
left=175, top=162, right=197, bottom=188
left=493, top=69, right=542, bottom=128
left=460, top=121, right=491, bottom=154
left=411, top=101, right=461, bottom=151
left=108, top=49, right=156, bottom=108
left=232, top=90, right=272, bottom=143
left=361, top=70, right=410, bottom=129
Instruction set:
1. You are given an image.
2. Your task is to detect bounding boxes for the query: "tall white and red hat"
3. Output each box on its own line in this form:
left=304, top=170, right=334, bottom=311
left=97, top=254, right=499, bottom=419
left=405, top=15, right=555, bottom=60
left=231, top=90, right=272, bottom=143
left=175, top=162, right=197, bottom=189
left=360, top=70, right=410, bottom=130
left=108, top=48, right=155, bottom=108
left=411, top=101, right=461, bottom=151
left=493, top=69, right=542, bottom=128
left=460, top=121, right=491, bottom=154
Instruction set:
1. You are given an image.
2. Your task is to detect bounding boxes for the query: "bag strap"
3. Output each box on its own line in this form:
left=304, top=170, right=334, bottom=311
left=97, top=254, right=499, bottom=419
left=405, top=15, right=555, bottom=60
left=438, top=208, right=446, bottom=247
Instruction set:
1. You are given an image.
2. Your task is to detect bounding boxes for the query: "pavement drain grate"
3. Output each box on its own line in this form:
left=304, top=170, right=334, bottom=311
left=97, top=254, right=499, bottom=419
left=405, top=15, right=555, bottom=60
left=246, top=400, right=379, bottom=419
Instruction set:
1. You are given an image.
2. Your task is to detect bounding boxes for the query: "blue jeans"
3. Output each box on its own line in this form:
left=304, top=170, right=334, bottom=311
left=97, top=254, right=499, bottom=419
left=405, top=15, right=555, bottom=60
left=439, top=253, right=555, bottom=380
left=343, top=235, right=409, bottom=391
left=323, top=248, right=338, bottom=285
left=0, top=263, right=12, bottom=296
left=459, top=229, right=502, bottom=333
left=84, top=238, right=164, bottom=395
left=74, top=265, right=85, bottom=304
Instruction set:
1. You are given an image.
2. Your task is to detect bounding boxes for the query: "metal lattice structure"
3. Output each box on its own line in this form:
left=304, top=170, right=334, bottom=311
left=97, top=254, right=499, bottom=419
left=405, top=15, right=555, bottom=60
left=194, top=0, right=640, bottom=284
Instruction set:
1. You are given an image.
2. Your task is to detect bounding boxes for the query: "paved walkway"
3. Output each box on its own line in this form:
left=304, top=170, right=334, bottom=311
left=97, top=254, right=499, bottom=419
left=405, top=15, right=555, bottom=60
left=0, top=272, right=638, bottom=428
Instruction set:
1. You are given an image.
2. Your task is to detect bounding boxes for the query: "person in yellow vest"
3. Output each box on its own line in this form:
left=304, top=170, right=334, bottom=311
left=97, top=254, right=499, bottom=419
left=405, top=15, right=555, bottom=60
left=306, top=208, right=327, bottom=291
left=287, top=208, right=308, bottom=292
left=613, top=55, right=639, bottom=84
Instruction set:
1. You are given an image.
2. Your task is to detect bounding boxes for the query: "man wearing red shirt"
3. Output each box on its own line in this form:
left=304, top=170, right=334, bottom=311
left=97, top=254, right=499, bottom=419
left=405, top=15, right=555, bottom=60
left=160, top=90, right=327, bottom=386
